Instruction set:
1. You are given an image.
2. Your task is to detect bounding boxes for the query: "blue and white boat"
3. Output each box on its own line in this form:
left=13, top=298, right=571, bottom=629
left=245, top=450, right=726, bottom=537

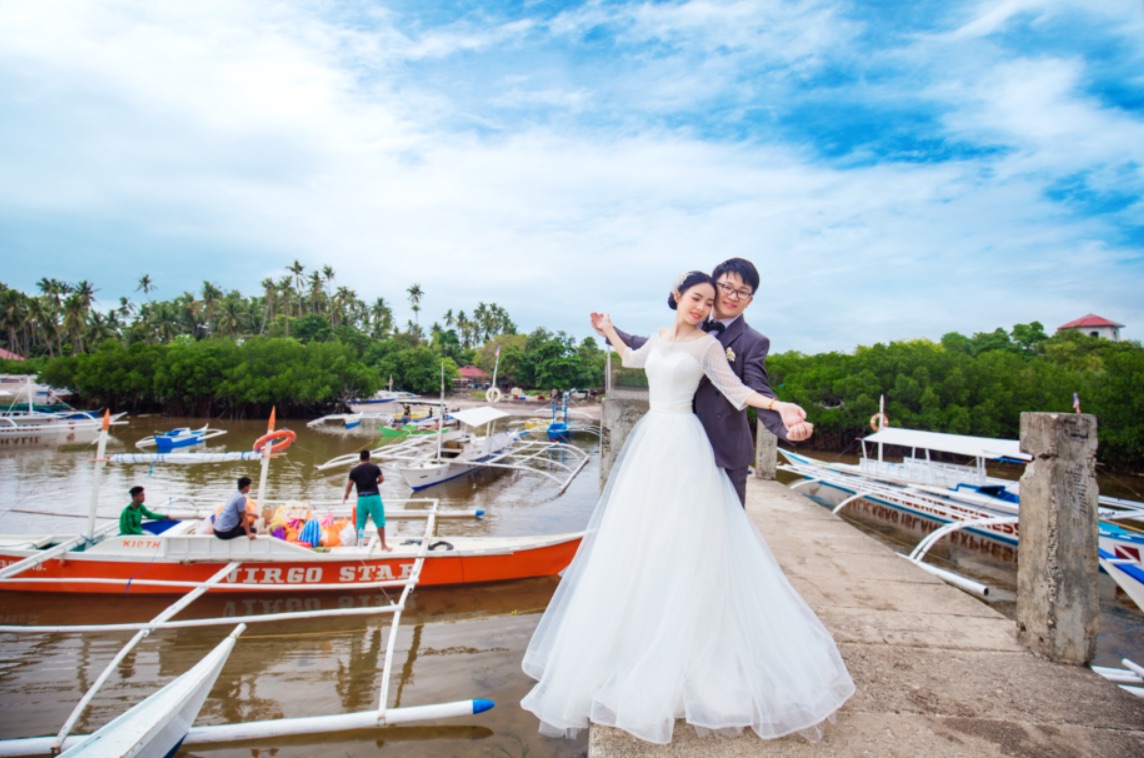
left=136, top=425, right=226, bottom=451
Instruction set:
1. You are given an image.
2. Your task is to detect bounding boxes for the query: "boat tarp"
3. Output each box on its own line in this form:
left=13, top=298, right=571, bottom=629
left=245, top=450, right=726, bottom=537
left=863, top=428, right=1032, bottom=462
left=450, top=406, right=511, bottom=428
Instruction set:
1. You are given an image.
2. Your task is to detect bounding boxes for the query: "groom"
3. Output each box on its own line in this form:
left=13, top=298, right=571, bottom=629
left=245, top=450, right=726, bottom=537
left=601, top=258, right=811, bottom=506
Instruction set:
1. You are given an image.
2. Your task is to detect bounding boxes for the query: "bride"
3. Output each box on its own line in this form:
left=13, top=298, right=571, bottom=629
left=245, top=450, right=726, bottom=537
left=521, top=271, right=854, bottom=745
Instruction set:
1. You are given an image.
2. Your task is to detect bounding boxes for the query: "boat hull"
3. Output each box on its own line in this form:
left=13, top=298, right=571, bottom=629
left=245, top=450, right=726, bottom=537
left=0, top=533, right=582, bottom=594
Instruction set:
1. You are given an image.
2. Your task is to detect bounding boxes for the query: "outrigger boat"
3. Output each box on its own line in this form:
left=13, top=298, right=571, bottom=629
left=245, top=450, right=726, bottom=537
left=0, top=416, right=580, bottom=595
left=779, top=412, right=1144, bottom=602
left=135, top=424, right=227, bottom=451
left=377, top=405, right=590, bottom=492
left=0, top=496, right=505, bottom=753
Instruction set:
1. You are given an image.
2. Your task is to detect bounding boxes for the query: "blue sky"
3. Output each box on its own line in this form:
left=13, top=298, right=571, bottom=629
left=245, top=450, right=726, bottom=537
left=1, top=0, right=1141, bottom=353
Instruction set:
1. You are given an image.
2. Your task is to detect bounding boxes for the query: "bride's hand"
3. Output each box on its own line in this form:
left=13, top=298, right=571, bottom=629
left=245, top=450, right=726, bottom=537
left=590, top=312, right=613, bottom=335
left=776, top=401, right=807, bottom=430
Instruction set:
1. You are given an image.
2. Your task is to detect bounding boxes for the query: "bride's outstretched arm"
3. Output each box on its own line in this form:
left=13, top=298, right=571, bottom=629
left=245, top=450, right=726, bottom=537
left=590, top=312, right=629, bottom=358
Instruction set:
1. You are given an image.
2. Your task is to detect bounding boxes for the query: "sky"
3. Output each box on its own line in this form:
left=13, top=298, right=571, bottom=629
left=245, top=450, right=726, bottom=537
left=0, top=0, right=1141, bottom=354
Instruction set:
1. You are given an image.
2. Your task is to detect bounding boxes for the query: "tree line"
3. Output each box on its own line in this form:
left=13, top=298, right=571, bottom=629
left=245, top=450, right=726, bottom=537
left=0, top=264, right=606, bottom=416
left=0, top=271, right=1139, bottom=469
left=766, top=323, right=1143, bottom=471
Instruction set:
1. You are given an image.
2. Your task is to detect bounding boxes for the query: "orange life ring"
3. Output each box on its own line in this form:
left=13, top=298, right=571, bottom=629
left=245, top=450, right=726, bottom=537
left=253, top=429, right=296, bottom=453
left=869, top=413, right=889, bottom=432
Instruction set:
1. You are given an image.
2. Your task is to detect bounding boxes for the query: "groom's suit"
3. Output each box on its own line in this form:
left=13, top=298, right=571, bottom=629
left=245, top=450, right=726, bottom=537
left=615, top=317, right=787, bottom=506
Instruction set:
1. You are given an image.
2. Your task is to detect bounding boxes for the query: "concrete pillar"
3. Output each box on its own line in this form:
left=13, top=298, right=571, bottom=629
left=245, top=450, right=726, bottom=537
left=1016, top=412, right=1100, bottom=664
left=755, top=420, right=777, bottom=480
left=599, top=395, right=649, bottom=488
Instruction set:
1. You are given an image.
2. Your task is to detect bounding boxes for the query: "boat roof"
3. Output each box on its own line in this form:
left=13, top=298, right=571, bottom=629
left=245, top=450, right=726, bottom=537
left=451, top=406, right=511, bottom=427
left=864, top=428, right=1032, bottom=462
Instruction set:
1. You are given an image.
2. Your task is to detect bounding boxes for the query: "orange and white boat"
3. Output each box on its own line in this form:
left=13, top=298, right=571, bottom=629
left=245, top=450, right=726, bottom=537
left=0, top=524, right=582, bottom=595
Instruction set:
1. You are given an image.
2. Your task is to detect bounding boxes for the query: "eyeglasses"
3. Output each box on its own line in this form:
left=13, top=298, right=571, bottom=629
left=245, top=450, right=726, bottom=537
left=716, top=281, right=753, bottom=300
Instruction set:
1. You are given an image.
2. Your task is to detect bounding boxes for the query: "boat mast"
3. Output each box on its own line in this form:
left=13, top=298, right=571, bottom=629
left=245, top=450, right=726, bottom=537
left=878, top=395, right=885, bottom=464
left=436, top=362, right=444, bottom=461
left=85, top=410, right=112, bottom=540
left=255, top=407, right=276, bottom=511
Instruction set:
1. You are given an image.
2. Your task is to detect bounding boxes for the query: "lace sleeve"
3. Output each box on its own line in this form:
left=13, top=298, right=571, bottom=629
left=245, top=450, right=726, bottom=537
left=700, top=337, right=754, bottom=410
left=621, top=332, right=654, bottom=369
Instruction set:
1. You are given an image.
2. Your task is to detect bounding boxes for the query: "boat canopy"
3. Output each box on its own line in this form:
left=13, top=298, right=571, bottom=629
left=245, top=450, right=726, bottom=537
left=864, top=428, right=1032, bottom=462
left=451, top=406, right=511, bottom=428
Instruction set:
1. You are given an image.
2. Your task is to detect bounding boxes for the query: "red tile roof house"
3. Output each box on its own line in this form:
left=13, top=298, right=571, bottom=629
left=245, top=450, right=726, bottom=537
left=0, top=347, right=25, bottom=361
left=1057, top=314, right=1125, bottom=341
left=456, top=365, right=490, bottom=388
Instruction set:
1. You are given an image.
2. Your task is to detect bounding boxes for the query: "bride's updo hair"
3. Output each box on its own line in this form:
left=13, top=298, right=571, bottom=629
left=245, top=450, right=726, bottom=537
left=668, top=271, right=714, bottom=309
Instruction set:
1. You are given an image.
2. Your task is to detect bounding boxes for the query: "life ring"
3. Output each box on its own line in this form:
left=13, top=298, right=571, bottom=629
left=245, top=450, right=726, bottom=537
left=253, top=429, right=297, bottom=454
left=486, top=387, right=502, bottom=404
left=869, top=413, right=889, bottom=432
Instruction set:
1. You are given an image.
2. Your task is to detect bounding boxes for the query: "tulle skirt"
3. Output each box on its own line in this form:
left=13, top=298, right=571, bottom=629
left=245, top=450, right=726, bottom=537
left=521, top=408, right=854, bottom=744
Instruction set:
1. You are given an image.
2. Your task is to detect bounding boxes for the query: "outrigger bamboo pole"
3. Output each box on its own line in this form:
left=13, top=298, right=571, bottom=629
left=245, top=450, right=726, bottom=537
left=52, top=562, right=242, bottom=752
left=85, top=410, right=112, bottom=541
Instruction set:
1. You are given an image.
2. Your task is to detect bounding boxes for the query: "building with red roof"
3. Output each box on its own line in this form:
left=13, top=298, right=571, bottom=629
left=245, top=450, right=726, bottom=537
left=0, top=347, right=25, bottom=361
left=455, top=364, right=490, bottom=389
left=1056, top=314, right=1125, bottom=341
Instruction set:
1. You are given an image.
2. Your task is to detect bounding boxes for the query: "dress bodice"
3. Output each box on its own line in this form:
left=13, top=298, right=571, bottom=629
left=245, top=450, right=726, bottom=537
left=622, top=332, right=754, bottom=412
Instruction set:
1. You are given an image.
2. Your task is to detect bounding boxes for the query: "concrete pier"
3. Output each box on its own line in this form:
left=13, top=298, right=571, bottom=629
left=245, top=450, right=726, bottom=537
left=589, top=478, right=1144, bottom=756
left=754, top=421, right=777, bottom=480
left=599, top=395, right=648, bottom=486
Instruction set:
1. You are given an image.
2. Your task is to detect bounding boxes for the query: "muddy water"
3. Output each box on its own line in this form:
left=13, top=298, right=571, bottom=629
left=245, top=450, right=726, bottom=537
left=0, top=416, right=599, bottom=756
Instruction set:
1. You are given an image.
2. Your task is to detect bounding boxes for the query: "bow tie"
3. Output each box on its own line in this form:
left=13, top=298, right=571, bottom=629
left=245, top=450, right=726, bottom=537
left=702, top=320, right=726, bottom=334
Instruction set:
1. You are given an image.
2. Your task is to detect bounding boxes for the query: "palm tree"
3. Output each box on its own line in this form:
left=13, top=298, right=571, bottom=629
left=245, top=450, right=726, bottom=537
left=322, top=265, right=335, bottom=285
left=260, top=277, right=277, bottom=333
left=406, top=283, right=424, bottom=326
left=455, top=310, right=471, bottom=349
left=217, top=296, right=246, bottom=338
left=443, top=308, right=455, bottom=329
left=62, top=293, right=87, bottom=353
left=277, top=275, right=294, bottom=337
left=308, top=271, right=324, bottom=315
left=136, top=274, right=157, bottom=298
left=370, top=297, right=394, bottom=339
left=26, top=298, right=56, bottom=357
left=0, top=288, right=28, bottom=357
left=288, top=260, right=306, bottom=315
left=200, top=281, right=223, bottom=336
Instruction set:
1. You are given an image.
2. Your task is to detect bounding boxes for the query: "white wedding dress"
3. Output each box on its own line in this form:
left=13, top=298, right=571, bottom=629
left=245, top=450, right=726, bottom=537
left=521, top=331, right=854, bottom=744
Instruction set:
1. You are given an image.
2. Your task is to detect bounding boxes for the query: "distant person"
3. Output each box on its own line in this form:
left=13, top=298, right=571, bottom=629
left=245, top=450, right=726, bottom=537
left=119, top=485, right=168, bottom=536
left=215, top=476, right=256, bottom=540
left=344, top=450, right=390, bottom=551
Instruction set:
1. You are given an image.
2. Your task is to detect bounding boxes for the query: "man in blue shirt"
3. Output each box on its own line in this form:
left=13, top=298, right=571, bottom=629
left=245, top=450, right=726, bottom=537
left=215, top=476, right=256, bottom=540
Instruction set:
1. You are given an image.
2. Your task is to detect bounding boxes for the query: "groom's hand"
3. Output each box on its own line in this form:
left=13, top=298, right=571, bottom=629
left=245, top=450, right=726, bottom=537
left=786, top=421, right=814, bottom=442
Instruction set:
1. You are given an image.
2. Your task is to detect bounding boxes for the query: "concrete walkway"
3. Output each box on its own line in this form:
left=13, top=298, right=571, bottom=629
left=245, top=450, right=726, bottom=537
left=589, top=478, right=1144, bottom=757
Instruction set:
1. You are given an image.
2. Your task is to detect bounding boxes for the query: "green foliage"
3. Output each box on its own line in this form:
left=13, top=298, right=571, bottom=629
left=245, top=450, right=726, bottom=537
left=768, top=328, right=1144, bottom=470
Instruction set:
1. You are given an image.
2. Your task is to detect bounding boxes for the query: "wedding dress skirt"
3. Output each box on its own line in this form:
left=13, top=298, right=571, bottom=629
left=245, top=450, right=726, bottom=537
left=521, top=404, right=855, bottom=744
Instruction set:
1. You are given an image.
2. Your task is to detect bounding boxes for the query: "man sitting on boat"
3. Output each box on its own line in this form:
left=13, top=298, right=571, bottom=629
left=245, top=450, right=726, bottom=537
left=344, top=450, right=391, bottom=551
left=119, top=485, right=169, bottom=535
left=214, top=476, right=257, bottom=540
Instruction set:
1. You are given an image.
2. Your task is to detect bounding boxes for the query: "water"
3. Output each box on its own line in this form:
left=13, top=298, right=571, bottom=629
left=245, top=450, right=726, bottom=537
left=776, top=454, right=1144, bottom=671
left=0, top=415, right=599, bottom=756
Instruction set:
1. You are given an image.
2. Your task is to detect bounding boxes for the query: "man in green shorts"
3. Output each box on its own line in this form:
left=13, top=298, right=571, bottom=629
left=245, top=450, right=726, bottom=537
left=343, top=450, right=391, bottom=551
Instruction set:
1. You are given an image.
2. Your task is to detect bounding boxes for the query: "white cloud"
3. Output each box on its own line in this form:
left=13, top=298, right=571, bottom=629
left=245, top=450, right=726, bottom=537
left=0, top=0, right=1140, bottom=354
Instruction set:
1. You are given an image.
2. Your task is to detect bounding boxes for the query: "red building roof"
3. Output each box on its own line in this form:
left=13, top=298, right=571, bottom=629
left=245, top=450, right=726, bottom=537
left=458, top=365, right=489, bottom=379
left=1057, top=313, right=1124, bottom=330
left=0, top=347, right=25, bottom=361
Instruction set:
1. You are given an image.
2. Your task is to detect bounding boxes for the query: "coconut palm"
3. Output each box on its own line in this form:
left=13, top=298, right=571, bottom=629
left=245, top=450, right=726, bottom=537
left=136, top=274, right=157, bottom=298
left=407, top=283, right=424, bottom=326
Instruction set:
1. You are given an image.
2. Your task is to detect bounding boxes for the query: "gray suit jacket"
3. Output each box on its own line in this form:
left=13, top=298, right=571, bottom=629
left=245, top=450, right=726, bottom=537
left=615, top=317, right=788, bottom=471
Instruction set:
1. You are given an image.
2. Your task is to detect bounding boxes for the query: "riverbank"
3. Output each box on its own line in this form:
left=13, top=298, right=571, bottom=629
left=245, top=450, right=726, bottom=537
left=589, top=478, right=1144, bottom=756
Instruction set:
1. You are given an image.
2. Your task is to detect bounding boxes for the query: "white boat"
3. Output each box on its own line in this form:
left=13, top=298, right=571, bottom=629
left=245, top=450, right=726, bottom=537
left=1091, top=659, right=1144, bottom=699
left=1099, top=546, right=1144, bottom=614
left=51, top=625, right=245, bottom=757
left=0, top=410, right=128, bottom=448
left=347, top=390, right=421, bottom=414
left=371, top=405, right=589, bottom=492
left=135, top=424, right=227, bottom=451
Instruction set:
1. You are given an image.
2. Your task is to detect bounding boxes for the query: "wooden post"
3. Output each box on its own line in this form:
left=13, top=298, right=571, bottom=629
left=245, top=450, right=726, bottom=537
left=755, top=420, right=777, bottom=480
left=1016, top=412, right=1099, bottom=664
